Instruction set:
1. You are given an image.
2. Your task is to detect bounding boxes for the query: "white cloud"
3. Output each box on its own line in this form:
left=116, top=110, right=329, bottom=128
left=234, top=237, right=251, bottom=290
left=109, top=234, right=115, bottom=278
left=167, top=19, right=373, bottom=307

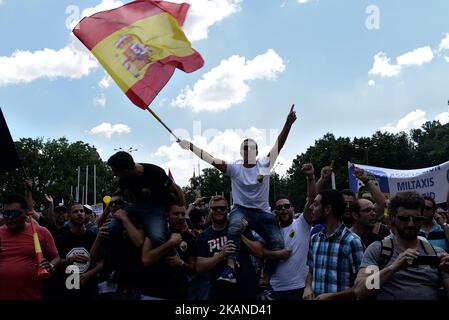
left=170, top=0, right=242, bottom=42
left=70, top=0, right=124, bottom=29
left=368, top=80, right=376, bottom=86
left=171, top=49, right=285, bottom=112
left=396, top=46, right=433, bottom=67
left=438, top=33, right=449, bottom=52
left=154, top=126, right=292, bottom=186
left=369, top=53, right=401, bottom=77
left=369, top=46, right=433, bottom=78
left=0, top=0, right=125, bottom=87
left=89, top=123, right=131, bottom=138
left=0, top=41, right=98, bottom=86
left=435, top=110, right=449, bottom=125
left=445, top=57, right=449, bottom=63
left=380, top=109, right=427, bottom=133
left=93, top=93, right=107, bottom=107
left=98, top=73, right=112, bottom=89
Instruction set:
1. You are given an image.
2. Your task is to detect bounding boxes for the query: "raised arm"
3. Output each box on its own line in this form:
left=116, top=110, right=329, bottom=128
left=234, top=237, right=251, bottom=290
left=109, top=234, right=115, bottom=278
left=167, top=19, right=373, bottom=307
left=354, top=165, right=386, bottom=219
left=179, top=140, right=227, bottom=173
left=268, top=104, right=297, bottom=166
left=302, top=163, right=317, bottom=224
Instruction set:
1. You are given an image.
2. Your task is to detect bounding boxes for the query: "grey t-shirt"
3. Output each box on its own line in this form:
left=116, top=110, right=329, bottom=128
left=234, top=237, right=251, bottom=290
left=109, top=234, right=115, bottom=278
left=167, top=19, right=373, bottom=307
left=360, top=237, right=449, bottom=300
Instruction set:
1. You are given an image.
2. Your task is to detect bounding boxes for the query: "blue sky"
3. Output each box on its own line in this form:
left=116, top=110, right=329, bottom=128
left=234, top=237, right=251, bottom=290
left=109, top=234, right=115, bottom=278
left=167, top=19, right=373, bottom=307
left=1, top=0, right=449, bottom=187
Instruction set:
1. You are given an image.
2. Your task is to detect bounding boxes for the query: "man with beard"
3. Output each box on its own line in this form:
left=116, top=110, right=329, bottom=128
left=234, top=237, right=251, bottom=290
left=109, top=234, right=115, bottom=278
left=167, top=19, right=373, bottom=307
left=140, top=203, right=197, bottom=300
left=354, top=191, right=449, bottom=300
left=52, top=203, right=104, bottom=299
left=350, top=198, right=385, bottom=247
left=303, top=189, right=364, bottom=300
left=268, top=196, right=312, bottom=300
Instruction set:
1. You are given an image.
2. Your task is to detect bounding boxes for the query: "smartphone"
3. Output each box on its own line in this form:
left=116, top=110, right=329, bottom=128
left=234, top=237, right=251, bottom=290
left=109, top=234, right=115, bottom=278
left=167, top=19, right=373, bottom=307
left=412, top=255, right=441, bottom=266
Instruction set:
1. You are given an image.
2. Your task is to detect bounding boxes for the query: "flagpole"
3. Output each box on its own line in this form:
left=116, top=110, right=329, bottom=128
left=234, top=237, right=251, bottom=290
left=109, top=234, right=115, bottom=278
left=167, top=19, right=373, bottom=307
left=145, top=107, right=181, bottom=142
left=94, top=165, right=97, bottom=205
left=85, top=165, right=89, bottom=205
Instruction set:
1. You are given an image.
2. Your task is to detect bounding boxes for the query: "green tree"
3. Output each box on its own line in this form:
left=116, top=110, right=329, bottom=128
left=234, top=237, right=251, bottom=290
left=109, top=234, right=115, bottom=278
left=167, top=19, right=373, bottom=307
left=0, top=137, right=115, bottom=210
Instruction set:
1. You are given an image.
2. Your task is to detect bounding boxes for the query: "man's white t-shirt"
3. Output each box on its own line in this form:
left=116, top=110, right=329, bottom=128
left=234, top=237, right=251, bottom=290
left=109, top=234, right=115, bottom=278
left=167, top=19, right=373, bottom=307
left=226, top=157, right=270, bottom=212
left=270, top=214, right=311, bottom=291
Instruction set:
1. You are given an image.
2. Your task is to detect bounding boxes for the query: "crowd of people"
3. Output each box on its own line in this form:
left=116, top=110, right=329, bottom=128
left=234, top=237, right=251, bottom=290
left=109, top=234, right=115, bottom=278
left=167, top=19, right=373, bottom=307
left=1, top=107, right=449, bottom=300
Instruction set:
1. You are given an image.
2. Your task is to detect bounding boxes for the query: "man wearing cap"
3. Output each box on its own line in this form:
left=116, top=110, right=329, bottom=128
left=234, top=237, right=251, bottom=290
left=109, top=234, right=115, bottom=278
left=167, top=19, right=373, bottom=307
left=35, top=195, right=70, bottom=238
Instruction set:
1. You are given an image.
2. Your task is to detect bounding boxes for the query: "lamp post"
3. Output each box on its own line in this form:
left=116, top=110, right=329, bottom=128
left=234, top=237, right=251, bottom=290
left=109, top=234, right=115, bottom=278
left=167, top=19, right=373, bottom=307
left=354, top=144, right=377, bottom=165
left=114, top=147, right=138, bottom=153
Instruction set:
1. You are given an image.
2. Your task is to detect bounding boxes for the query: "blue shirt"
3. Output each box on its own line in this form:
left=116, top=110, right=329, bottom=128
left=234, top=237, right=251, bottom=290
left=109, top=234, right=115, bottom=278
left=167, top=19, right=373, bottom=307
left=307, top=223, right=364, bottom=295
left=418, top=220, right=449, bottom=252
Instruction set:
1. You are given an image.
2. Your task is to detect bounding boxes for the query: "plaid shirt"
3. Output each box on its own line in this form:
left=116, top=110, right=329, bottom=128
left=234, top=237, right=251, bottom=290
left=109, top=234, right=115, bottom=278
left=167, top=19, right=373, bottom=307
left=307, top=223, right=364, bottom=295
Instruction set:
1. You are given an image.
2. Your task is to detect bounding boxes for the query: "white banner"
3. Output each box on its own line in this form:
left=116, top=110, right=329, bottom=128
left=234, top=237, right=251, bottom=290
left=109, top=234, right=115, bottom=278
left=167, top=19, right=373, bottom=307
left=348, top=161, right=449, bottom=204
left=91, top=203, right=104, bottom=216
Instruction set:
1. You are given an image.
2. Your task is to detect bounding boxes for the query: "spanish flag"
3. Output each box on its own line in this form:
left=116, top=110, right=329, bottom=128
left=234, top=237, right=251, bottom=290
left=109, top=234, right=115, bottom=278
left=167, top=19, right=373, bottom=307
left=73, top=0, right=204, bottom=109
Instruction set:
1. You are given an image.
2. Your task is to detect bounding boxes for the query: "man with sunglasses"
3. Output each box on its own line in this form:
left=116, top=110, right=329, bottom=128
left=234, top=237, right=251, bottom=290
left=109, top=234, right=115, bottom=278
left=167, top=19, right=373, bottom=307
left=350, top=199, right=385, bottom=248
left=0, top=194, right=60, bottom=300
left=196, top=196, right=269, bottom=300
left=418, top=196, right=449, bottom=252
left=267, top=197, right=312, bottom=300
left=355, top=191, right=449, bottom=300
left=179, top=105, right=296, bottom=284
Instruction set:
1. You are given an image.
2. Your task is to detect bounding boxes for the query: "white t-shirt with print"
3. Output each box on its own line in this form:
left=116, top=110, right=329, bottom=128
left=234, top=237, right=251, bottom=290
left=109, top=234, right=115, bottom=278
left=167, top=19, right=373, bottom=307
left=226, top=157, right=271, bottom=212
left=270, top=214, right=311, bottom=291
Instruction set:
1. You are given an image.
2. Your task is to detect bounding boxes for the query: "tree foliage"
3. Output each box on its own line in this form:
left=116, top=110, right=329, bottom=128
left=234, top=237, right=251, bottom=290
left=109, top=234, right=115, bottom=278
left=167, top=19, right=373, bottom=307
left=0, top=137, right=116, bottom=210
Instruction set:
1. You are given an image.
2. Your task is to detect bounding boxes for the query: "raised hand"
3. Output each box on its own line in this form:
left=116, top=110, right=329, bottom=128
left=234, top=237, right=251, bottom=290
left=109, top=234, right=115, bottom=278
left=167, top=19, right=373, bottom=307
left=286, top=104, right=297, bottom=126
left=44, top=194, right=54, bottom=204
left=178, top=139, right=192, bottom=150
left=301, top=163, right=315, bottom=178
left=321, top=160, right=334, bottom=180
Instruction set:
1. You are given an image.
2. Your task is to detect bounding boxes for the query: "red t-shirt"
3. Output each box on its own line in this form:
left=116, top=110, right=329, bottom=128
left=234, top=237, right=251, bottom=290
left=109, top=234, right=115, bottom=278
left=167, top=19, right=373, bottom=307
left=0, top=223, right=58, bottom=300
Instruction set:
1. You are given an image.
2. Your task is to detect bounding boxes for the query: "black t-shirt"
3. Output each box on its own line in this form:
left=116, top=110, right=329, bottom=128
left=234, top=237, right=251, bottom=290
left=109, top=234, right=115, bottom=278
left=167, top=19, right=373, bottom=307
left=112, top=214, right=146, bottom=288
left=362, top=232, right=383, bottom=248
left=118, top=163, right=173, bottom=204
left=53, top=229, right=99, bottom=299
left=139, top=229, right=197, bottom=299
left=196, top=226, right=260, bottom=300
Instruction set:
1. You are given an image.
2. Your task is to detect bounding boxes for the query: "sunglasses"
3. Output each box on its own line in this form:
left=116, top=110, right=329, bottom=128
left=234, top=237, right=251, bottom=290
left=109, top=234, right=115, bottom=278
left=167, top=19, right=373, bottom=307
left=72, top=209, right=84, bottom=213
left=275, top=204, right=292, bottom=211
left=242, top=146, right=257, bottom=151
left=210, top=206, right=228, bottom=212
left=2, top=210, right=24, bottom=218
left=396, top=215, right=425, bottom=223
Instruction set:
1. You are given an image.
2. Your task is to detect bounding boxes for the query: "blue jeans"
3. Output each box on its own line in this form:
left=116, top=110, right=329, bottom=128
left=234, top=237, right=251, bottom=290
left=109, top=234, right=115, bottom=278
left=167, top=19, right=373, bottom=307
left=108, top=202, right=168, bottom=247
left=227, top=205, right=284, bottom=275
left=269, top=285, right=304, bottom=300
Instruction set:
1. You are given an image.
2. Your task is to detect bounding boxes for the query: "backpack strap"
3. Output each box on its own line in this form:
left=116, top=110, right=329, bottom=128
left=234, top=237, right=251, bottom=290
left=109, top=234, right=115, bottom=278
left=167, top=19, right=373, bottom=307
left=420, top=239, right=437, bottom=256
left=379, top=237, right=394, bottom=270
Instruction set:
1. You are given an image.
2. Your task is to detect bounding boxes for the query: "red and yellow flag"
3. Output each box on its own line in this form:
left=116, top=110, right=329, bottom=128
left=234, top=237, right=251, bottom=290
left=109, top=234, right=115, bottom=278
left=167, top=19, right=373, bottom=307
left=73, top=0, right=204, bottom=109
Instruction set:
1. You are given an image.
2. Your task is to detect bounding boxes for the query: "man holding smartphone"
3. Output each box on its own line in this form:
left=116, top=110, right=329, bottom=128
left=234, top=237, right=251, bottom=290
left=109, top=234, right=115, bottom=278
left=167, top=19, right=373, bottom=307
left=354, top=191, right=449, bottom=300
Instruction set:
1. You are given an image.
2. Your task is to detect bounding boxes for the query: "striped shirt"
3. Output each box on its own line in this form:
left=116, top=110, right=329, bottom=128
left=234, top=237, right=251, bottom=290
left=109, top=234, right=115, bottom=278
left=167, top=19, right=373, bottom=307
left=418, top=220, right=449, bottom=252
left=307, top=223, right=364, bottom=295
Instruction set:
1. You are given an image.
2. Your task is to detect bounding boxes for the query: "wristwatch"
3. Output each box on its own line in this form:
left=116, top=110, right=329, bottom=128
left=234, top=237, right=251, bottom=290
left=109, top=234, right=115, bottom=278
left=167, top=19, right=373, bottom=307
left=48, top=262, right=55, bottom=273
